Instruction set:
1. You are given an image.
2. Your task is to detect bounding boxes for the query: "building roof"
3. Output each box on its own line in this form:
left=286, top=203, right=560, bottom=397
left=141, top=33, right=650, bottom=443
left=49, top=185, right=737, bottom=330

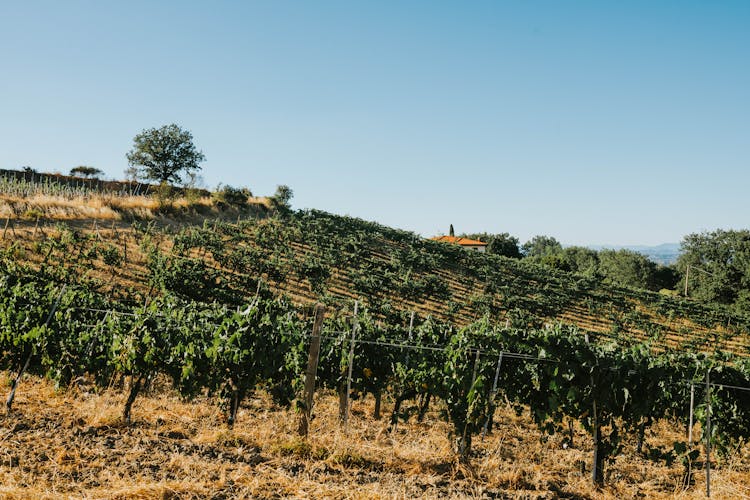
left=430, top=235, right=487, bottom=247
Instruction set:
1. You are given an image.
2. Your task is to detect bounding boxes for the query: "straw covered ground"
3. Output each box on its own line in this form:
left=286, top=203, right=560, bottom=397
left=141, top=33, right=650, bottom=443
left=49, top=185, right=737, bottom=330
left=0, top=375, right=749, bottom=499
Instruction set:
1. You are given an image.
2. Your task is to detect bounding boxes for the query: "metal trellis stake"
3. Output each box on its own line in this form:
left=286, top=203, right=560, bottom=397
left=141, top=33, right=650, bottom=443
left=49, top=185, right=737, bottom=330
left=705, top=368, right=711, bottom=498
left=482, top=352, right=503, bottom=440
left=688, top=382, right=695, bottom=445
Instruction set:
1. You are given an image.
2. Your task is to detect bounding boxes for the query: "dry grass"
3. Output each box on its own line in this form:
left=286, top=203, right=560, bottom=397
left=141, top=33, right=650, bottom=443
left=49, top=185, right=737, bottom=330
left=0, top=193, right=272, bottom=222
left=0, top=194, right=129, bottom=220
left=0, top=374, right=748, bottom=499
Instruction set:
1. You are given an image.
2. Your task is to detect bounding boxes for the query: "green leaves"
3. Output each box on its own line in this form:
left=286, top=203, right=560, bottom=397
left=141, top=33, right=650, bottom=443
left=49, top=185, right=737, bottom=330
left=126, top=124, right=205, bottom=185
left=4, top=215, right=750, bottom=469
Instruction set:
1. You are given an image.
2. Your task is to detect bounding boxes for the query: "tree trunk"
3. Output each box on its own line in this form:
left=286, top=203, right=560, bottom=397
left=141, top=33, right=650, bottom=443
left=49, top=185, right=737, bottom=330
left=373, top=390, right=382, bottom=420
left=482, top=391, right=496, bottom=437
left=227, top=387, right=244, bottom=428
left=636, top=420, right=646, bottom=455
left=123, top=375, right=144, bottom=424
left=568, top=418, right=575, bottom=448
left=389, top=392, right=409, bottom=430
left=457, top=433, right=472, bottom=462
left=591, top=404, right=604, bottom=486
left=338, top=381, right=348, bottom=423
left=417, top=393, right=432, bottom=422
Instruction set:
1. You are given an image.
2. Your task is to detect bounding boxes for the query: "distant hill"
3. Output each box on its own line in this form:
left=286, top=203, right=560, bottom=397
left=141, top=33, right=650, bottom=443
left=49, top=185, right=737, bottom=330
left=588, top=243, right=681, bottom=265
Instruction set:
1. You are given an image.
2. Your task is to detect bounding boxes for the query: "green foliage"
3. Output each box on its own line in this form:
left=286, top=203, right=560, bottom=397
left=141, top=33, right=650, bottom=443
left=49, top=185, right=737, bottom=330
left=5, top=209, right=750, bottom=483
left=677, top=229, right=750, bottom=311
left=463, top=232, right=522, bottom=258
left=522, top=235, right=563, bottom=258
left=525, top=244, right=679, bottom=292
left=559, top=246, right=600, bottom=276
left=598, top=249, right=670, bottom=291
left=212, top=185, right=252, bottom=208
left=126, top=124, right=206, bottom=185
left=272, top=185, right=293, bottom=211
left=69, top=166, right=104, bottom=178
left=203, top=287, right=303, bottom=422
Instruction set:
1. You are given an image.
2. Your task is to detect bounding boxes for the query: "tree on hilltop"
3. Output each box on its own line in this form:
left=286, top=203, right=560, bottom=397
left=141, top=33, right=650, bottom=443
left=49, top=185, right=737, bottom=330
left=126, top=124, right=205, bottom=185
left=70, top=166, right=104, bottom=178
left=272, top=185, right=293, bottom=210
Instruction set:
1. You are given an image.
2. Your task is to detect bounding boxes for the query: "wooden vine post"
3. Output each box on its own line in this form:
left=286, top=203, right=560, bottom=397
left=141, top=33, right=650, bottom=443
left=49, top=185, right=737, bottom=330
left=298, top=303, right=326, bottom=437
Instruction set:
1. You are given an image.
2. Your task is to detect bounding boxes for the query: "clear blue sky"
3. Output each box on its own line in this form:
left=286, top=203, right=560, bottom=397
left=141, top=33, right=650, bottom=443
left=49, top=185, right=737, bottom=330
left=1, top=1, right=748, bottom=246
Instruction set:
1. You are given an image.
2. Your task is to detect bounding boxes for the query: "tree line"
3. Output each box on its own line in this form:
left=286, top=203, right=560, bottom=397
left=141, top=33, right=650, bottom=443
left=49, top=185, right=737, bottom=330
left=463, top=230, right=750, bottom=314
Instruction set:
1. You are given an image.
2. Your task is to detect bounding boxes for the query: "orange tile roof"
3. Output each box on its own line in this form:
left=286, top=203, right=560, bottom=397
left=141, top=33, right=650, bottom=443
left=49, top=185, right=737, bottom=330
left=430, top=235, right=487, bottom=247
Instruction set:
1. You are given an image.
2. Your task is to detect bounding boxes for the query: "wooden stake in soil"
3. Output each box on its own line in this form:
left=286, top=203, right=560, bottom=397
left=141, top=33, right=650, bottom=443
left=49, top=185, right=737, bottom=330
left=298, top=303, right=326, bottom=437
left=2, top=217, right=9, bottom=239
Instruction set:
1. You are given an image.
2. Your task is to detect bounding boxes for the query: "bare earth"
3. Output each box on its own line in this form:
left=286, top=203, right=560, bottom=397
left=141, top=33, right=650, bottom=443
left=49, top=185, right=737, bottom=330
left=1, top=375, right=748, bottom=499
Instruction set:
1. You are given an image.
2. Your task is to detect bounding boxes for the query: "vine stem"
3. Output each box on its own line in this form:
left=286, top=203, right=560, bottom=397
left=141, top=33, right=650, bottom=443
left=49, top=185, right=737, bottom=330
left=6, top=285, right=67, bottom=414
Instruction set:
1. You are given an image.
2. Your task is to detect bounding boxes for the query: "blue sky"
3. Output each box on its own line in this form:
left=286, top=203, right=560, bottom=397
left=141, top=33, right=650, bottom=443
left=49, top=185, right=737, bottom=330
left=1, top=1, right=748, bottom=246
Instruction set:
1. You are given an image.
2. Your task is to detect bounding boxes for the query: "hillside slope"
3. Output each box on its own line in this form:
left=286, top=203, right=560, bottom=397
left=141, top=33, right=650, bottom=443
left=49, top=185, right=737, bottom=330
left=2, top=208, right=748, bottom=355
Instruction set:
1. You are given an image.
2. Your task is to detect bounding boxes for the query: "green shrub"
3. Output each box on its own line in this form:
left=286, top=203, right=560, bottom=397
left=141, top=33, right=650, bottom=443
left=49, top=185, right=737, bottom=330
left=212, top=185, right=252, bottom=208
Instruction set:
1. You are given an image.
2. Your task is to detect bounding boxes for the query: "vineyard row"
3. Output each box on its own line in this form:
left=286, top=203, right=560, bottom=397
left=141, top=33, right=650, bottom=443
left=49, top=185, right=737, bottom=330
left=2, top=268, right=750, bottom=488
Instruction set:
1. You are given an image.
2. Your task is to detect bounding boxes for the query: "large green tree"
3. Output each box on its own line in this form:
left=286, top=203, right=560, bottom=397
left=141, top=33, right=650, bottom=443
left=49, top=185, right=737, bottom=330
left=559, top=246, right=600, bottom=276
left=597, top=249, right=672, bottom=291
left=463, top=232, right=522, bottom=258
left=126, top=124, right=205, bottom=185
left=522, top=235, right=563, bottom=258
left=523, top=242, right=678, bottom=292
left=677, top=229, right=750, bottom=311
